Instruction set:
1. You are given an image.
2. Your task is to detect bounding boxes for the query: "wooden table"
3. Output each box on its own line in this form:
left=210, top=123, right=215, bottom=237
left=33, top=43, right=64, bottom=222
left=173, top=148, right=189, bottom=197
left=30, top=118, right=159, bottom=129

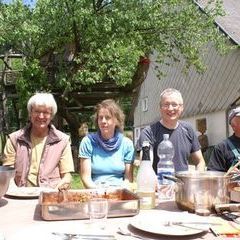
left=0, top=196, right=226, bottom=240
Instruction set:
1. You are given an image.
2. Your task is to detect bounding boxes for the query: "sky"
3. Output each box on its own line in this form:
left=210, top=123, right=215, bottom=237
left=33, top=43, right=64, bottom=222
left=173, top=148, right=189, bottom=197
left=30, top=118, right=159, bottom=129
left=2, top=0, right=36, bottom=7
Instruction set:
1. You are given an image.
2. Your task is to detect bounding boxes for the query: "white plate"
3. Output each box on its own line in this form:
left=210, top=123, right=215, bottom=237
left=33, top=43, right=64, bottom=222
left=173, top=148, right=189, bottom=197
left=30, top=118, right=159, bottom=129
left=130, top=210, right=210, bottom=236
left=5, top=187, right=49, bottom=199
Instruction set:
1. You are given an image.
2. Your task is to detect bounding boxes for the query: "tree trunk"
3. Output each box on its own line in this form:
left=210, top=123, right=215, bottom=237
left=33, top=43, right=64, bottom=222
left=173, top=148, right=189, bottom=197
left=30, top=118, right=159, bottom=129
left=55, top=96, right=80, bottom=172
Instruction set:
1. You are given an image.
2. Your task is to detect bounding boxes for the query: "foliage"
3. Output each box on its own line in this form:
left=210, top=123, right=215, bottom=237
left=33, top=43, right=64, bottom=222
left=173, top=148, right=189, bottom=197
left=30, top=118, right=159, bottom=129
left=0, top=0, right=232, bottom=137
left=71, top=173, right=83, bottom=189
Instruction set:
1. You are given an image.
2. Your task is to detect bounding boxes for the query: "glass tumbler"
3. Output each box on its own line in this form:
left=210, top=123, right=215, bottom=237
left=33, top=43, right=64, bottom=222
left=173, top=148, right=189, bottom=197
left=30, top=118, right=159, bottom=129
left=88, top=198, right=108, bottom=230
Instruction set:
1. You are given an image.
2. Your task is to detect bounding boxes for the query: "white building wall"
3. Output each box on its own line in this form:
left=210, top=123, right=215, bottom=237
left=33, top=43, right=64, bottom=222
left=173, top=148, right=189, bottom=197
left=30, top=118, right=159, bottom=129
left=183, top=110, right=233, bottom=146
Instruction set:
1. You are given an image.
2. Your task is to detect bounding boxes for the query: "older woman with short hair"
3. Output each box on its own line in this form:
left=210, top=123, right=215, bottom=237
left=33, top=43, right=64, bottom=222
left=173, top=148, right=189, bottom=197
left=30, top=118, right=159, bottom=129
left=2, top=92, right=74, bottom=190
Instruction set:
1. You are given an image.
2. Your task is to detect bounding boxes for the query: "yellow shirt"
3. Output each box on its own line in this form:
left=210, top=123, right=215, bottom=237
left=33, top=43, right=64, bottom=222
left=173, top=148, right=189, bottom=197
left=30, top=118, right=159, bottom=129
left=27, top=135, right=47, bottom=187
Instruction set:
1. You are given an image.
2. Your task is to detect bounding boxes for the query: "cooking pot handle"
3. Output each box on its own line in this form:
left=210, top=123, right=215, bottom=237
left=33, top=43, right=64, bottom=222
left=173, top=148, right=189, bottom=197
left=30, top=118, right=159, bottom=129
left=163, top=175, right=183, bottom=184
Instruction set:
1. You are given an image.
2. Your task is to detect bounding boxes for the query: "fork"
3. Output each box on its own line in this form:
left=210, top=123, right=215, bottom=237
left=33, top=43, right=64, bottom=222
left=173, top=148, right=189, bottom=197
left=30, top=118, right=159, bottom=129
left=118, top=227, right=150, bottom=240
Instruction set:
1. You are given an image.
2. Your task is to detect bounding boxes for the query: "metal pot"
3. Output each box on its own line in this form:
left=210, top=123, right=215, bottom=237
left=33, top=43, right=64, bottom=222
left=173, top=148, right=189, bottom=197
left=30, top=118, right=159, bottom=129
left=165, top=171, right=233, bottom=213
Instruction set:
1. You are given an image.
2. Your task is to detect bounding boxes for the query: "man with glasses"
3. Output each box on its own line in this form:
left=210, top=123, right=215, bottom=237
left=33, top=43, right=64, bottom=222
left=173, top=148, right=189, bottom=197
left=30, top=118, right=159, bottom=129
left=2, top=92, right=74, bottom=190
left=208, top=106, right=240, bottom=172
left=138, top=88, right=205, bottom=173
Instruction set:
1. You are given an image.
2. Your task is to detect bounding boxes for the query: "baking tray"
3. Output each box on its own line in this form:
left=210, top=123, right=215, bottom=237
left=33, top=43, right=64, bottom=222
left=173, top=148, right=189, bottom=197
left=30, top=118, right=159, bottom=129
left=39, top=188, right=140, bottom=221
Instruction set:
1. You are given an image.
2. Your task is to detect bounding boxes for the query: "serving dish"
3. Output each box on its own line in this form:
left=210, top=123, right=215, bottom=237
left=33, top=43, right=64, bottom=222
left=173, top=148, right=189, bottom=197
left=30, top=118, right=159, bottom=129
left=39, top=188, right=140, bottom=220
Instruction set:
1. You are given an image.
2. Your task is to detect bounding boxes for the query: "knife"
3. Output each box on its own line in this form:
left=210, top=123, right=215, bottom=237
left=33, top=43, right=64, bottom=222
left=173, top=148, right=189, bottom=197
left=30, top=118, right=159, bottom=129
left=164, top=221, right=221, bottom=226
left=52, top=232, right=116, bottom=239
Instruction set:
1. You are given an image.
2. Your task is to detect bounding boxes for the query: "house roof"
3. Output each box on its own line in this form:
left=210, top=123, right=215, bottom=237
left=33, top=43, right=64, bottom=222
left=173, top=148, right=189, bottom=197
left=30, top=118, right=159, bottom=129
left=196, top=0, right=240, bottom=44
left=182, top=0, right=240, bottom=117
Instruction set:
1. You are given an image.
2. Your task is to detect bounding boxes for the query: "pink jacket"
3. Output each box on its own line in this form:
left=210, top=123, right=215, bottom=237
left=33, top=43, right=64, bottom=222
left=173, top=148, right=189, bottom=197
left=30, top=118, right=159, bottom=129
left=9, top=124, right=72, bottom=188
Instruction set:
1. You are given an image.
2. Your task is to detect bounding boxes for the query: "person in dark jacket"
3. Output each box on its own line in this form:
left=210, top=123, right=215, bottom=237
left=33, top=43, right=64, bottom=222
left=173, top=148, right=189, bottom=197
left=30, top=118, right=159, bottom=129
left=2, top=92, right=74, bottom=190
left=208, top=106, right=240, bottom=172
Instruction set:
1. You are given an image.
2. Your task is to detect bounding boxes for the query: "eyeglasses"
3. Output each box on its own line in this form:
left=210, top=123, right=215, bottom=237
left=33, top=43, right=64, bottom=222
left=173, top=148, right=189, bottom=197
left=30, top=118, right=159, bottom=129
left=161, top=103, right=182, bottom=109
left=32, top=110, right=52, bottom=117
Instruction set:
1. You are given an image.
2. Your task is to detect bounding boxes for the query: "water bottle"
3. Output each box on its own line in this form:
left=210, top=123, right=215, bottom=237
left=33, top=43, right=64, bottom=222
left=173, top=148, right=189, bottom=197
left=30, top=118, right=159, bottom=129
left=136, top=141, right=156, bottom=209
left=157, top=134, right=175, bottom=201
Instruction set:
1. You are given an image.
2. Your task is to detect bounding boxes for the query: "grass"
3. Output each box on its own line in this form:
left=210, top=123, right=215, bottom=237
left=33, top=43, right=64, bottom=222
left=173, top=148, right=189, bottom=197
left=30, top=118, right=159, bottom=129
left=71, top=165, right=139, bottom=189
left=71, top=173, right=84, bottom=189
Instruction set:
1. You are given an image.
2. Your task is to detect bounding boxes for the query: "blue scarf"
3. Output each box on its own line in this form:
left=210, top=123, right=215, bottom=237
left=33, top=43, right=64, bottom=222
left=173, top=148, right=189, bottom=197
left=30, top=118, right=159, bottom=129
left=88, top=130, right=123, bottom=152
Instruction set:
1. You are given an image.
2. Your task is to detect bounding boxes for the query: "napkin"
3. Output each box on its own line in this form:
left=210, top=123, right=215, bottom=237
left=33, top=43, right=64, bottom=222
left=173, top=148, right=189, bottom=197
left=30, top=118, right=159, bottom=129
left=210, top=216, right=240, bottom=237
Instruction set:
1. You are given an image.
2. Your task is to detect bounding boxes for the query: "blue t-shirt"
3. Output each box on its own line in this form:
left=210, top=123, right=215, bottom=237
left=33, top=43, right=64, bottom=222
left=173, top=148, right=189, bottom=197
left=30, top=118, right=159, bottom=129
left=79, top=135, right=135, bottom=186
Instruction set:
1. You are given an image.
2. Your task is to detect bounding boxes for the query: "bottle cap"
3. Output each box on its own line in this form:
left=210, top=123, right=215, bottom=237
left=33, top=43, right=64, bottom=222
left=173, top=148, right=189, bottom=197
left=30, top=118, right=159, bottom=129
left=142, top=141, right=150, bottom=147
left=163, top=134, right=169, bottom=140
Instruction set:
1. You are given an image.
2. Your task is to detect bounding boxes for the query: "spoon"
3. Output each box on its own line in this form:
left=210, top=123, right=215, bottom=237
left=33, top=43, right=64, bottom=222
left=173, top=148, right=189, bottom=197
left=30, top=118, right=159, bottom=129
left=118, top=227, right=150, bottom=240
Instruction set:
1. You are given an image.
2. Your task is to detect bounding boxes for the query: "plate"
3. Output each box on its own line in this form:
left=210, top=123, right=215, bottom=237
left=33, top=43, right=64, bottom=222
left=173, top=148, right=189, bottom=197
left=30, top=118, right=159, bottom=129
left=130, top=210, right=210, bottom=236
left=5, top=187, right=49, bottom=199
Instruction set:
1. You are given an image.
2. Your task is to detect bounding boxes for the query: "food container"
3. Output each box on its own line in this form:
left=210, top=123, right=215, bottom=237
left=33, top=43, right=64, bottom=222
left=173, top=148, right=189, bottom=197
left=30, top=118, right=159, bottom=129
left=165, top=171, right=233, bottom=213
left=39, top=188, right=140, bottom=221
left=0, top=166, right=15, bottom=199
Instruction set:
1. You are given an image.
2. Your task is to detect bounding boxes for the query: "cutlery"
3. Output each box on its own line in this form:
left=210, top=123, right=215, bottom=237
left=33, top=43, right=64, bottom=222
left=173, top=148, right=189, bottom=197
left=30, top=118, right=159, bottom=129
left=163, top=221, right=220, bottom=226
left=210, top=227, right=219, bottom=237
left=52, top=232, right=116, bottom=239
left=164, top=222, right=211, bottom=232
left=218, top=211, right=240, bottom=224
left=118, top=227, right=152, bottom=240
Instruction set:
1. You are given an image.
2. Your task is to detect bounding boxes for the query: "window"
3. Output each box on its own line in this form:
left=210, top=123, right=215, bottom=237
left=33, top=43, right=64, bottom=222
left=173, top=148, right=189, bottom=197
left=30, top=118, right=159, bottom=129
left=141, top=97, right=148, bottom=112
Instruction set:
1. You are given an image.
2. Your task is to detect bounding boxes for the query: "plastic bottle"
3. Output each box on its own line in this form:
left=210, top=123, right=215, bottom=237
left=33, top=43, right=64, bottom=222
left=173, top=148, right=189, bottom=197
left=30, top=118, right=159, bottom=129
left=136, top=141, right=156, bottom=209
left=157, top=134, right=175, bottom=201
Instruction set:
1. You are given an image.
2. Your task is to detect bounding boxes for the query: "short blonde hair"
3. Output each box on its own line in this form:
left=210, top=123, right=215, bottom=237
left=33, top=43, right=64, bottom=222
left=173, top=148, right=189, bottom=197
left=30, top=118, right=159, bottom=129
left=94, top=99, right=125, bottom=132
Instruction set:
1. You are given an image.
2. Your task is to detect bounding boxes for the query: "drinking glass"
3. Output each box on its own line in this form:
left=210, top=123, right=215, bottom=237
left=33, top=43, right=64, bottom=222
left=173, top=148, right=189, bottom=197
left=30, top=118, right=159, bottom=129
left=194, top=191, right=211, bottom=216
left=88, top=198, right=108, bottom=230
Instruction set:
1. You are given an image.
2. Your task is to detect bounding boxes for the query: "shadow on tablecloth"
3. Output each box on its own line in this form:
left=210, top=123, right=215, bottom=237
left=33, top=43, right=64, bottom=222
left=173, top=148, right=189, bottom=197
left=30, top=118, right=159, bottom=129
left=0, top=198, right=8, bottom=207
left=33, top=204, right=43, bottom=221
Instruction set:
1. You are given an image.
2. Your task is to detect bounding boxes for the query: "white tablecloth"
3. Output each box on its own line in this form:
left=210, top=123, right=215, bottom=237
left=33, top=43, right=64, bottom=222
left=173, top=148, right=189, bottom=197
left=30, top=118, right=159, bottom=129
left=0, top=196, right=225, bottom=240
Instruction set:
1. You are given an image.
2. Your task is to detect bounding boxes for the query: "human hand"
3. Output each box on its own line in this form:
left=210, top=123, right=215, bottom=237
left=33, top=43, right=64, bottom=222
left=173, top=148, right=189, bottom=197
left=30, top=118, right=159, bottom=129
left=121, top=179, right=137, bottom=192
left=232, top=167, right=240, bottom=173
left=56, top=173, right=72, bottom=191
left=56, top=181, right=71, bottom=191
